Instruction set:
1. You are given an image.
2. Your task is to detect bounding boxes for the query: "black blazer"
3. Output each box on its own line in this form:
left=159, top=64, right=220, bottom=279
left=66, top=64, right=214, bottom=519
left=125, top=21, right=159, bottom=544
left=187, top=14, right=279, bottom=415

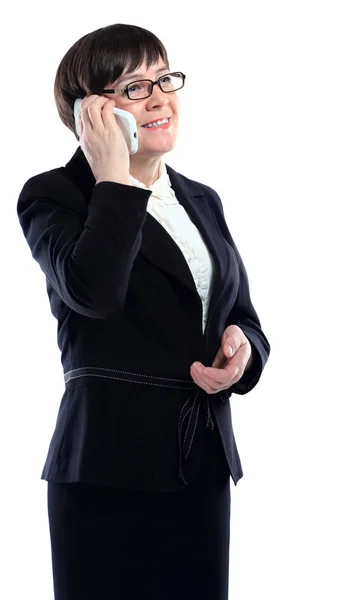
left=17, top=146, right=270, bottom=492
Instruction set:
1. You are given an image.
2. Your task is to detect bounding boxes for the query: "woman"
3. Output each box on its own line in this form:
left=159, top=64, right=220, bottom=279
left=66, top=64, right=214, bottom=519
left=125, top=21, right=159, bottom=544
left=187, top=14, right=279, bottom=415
left=17, top=23, right=270, bottom=600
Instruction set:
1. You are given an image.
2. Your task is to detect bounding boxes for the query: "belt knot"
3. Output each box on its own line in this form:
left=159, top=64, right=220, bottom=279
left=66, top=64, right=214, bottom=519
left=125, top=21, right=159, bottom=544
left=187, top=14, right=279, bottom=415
left=177, top=387, right=215, bottom=485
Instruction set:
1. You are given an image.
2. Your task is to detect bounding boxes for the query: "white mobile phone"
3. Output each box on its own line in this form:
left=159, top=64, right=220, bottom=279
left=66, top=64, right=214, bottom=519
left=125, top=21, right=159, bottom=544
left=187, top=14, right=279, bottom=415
left=74, top=98, right=138, bottom=154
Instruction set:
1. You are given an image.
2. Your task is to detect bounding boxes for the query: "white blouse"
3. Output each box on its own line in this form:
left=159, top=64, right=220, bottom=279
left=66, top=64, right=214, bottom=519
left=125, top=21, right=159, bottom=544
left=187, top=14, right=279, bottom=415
left=130, top=160, right=216, bottom=334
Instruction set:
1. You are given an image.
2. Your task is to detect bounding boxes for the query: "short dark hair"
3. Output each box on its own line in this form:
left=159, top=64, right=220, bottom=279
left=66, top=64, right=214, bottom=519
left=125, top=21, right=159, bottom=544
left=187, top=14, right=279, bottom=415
left=54, top=24, right=170, bottom=141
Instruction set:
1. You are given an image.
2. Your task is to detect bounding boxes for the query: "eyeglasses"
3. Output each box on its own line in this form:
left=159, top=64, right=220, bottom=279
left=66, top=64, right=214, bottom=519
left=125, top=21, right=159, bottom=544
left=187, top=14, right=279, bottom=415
left=102, top=71, right=186, bottom=100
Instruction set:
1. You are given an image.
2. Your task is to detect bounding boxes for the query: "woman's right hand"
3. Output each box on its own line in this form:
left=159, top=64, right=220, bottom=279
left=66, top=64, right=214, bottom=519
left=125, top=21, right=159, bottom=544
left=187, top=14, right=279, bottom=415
left=77, top=95, right=131, bottom=183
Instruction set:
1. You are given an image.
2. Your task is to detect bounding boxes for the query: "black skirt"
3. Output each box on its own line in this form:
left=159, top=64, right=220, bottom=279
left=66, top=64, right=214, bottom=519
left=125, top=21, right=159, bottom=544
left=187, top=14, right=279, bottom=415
left=47, top=424, right=232, bottom=600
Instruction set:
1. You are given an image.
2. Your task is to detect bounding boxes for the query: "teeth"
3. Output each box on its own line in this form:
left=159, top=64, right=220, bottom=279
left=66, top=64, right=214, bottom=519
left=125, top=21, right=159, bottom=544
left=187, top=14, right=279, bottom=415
left=143, top=118, right=169, bottom=128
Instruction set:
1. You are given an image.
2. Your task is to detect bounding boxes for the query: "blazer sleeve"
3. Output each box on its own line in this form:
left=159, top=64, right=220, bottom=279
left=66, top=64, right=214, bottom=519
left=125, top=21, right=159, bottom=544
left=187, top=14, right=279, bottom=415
left=16, top=171, right=152, bottom=319
left=204, top=185, right=271, bottom=395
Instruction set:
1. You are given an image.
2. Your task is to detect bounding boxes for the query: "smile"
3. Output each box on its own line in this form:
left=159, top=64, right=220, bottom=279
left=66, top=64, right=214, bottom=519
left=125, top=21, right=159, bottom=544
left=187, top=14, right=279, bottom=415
left=142, top=118, right=171, bottom=130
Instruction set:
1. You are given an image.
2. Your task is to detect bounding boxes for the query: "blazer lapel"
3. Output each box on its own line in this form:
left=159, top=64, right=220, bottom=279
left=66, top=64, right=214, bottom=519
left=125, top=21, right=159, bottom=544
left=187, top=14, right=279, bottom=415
left=139, top=166, right=227, bottom=298
left=64, top=148, right=237, bottom=339
left=139, top=214, right=197, bottom=296
left=139, top=164, right=236, bottom=329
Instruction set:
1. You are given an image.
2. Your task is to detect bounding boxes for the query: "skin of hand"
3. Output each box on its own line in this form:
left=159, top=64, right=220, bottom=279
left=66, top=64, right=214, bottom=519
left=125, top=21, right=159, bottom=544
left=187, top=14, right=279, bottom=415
left=78, top=95, right=130, bottom=181
left=190, top=325, right=253, bottom=394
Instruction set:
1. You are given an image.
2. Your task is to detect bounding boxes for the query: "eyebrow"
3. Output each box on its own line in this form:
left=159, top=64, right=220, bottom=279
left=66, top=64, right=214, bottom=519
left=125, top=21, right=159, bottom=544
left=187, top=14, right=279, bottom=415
left=119, top=66, right=170, bottom=84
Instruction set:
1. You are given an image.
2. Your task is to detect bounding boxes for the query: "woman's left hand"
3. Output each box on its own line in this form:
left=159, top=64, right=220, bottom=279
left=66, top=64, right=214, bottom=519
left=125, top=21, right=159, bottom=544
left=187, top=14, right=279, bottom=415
left=190, top=325, right=253, bottom=394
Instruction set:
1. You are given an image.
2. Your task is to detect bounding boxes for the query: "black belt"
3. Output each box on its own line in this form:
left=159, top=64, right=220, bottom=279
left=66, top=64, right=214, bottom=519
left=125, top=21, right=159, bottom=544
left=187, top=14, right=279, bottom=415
left=63, top=366, right=226, bottom=485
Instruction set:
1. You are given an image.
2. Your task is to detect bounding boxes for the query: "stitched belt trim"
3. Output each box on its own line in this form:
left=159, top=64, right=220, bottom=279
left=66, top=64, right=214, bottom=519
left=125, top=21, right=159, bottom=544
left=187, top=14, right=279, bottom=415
left=64, top=366, right=196, bottom=389
left=63, top=366, right=227, bottom=486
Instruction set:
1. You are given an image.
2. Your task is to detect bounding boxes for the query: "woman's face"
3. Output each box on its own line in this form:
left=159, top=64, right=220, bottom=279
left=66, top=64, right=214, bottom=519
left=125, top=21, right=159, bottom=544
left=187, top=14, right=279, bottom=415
left=103, top=59, right=180, bottom=158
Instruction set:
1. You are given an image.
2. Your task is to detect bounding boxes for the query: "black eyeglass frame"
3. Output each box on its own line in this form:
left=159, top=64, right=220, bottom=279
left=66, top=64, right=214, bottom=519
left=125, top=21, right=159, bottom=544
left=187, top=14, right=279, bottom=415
left=102, top=71, right=186, bottom=100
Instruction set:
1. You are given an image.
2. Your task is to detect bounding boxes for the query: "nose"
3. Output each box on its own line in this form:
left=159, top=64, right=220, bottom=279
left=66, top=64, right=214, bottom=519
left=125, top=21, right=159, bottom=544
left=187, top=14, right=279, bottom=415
left=147, top=83, right=169, bottom=107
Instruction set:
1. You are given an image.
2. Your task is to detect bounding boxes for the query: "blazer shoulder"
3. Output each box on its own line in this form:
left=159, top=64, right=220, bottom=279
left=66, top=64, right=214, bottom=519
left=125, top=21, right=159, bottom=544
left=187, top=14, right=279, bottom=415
left=19, top=164, right=68, bottom=191
left=17, top=165, right=87, bottom=218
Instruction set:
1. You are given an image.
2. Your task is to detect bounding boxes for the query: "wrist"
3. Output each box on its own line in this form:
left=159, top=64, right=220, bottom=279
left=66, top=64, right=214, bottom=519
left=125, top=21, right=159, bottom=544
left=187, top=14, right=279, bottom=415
left=96, top=174, right=132, bottom=186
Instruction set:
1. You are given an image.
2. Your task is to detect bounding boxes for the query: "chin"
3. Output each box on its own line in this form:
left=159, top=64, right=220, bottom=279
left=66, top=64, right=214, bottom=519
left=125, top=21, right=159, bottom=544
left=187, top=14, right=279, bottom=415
left=140, top=139, right=177, bottom=154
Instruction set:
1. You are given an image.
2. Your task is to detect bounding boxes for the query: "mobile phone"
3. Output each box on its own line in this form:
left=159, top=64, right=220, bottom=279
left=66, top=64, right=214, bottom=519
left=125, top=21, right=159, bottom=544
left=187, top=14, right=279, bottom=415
left=73, top=98, right=138, bottom=154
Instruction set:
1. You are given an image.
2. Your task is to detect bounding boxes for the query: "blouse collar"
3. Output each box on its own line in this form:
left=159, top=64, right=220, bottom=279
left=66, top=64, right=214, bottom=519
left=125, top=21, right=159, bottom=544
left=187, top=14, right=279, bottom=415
left=129, top=160, right=177, bottom=204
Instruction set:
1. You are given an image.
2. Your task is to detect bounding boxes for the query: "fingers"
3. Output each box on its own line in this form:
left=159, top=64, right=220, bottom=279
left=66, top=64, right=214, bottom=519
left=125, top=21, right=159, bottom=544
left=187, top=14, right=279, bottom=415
left=79, top=95, right=113, bottom=133
left=222, top=337, right=239, bottom=358
left=190, top=366, right=219, bottom=394
left=190, top=344, right=249, bottom=394
left=211, top=345, right=226, bottom=369
left=101, top=98, right=116, bottom=128
left=202, top=351, right=243, bottom=385
left=191, top=327, right=252, bottom=394
left=221, top=324, right=245, bottom=355
left=190, top=360, right=235, bottom=391
left=77, top=92, right=130, bottom=180
left=204, top=365, right=240, bottom=385
left=190, top=366, right=232, bottom=394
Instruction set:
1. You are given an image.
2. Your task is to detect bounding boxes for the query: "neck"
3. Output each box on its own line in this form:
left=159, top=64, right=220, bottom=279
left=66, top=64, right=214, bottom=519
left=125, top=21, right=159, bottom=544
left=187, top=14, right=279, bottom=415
left=129, top=156, right=162, bottom=188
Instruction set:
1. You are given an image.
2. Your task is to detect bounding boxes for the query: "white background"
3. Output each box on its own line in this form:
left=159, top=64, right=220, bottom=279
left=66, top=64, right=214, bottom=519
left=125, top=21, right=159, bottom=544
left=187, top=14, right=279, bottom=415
left=1, top=1, right=357, bottom=598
